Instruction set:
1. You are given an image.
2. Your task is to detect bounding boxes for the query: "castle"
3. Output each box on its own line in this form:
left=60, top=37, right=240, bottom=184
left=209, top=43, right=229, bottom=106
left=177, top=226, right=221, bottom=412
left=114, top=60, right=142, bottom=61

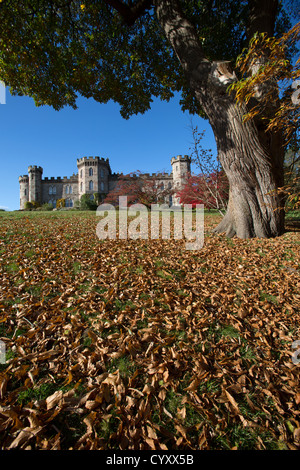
left=19, top=155, right=191, bottom=210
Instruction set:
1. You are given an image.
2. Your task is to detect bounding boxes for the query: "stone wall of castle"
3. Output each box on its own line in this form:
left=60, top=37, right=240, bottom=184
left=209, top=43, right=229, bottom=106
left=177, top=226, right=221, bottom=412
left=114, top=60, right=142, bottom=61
left=42, top=174, right=79, bottom=207
left=19, top=155, right=191, bottom=209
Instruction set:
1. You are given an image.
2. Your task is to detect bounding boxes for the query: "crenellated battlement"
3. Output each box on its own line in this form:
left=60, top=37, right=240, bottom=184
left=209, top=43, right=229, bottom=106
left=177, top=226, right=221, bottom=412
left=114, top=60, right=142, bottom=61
left=28, top=165, right=43, bottom=173
left=154, top=172, right=172, bottom=178
left=171, top=155, right=191, bottom=164
left=19, top=175, right=29, bottom=182
left=77, top=156, right=109, bottom=165
left=44, top=176, right=62, bottom=182
left=44, top=173, right=78, bottom=183
left=111, top=171, right=172, bottom=179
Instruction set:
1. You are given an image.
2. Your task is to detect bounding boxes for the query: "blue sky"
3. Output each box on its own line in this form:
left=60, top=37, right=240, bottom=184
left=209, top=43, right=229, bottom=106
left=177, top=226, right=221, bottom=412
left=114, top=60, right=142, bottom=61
left=0, top=89, right=217, bottom=211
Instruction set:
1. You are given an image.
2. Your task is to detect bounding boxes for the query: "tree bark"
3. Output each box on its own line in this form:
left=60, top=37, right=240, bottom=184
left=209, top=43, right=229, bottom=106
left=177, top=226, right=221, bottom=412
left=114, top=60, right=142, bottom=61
left=154, top=0, right=285, bottom=238
left=206, top=97, right=285, bottom=238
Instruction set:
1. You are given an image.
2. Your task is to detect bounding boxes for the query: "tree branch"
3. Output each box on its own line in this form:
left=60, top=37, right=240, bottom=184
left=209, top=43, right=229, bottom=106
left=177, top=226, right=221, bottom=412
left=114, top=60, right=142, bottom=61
left=102, top=0, right=153, bottom=25
left=247, top=0, right=279, bottom=40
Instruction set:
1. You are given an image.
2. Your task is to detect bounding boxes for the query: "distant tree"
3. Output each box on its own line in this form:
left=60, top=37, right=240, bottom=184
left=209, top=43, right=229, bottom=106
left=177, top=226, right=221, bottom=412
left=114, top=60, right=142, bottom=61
left=177, top=170, right=229, bottom=214
left=177, top=125, right=229, bottom=214
left=104, top=171, right=174, bottom=208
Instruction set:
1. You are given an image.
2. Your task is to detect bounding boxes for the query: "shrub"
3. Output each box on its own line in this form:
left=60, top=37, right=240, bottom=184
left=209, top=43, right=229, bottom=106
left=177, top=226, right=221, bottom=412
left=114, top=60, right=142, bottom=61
left=31, top=201, right=41, bottom=210
left=37, top=202, right=53, bottom=211
left=43, top=202, right=53, bottom=211
left=56, top=198, right=66, bottom=209
left=93, top=193, right=102, bottom=205
left=80, top=194, right=97, bottom=211
left=24, top=202, right=33, bottom=210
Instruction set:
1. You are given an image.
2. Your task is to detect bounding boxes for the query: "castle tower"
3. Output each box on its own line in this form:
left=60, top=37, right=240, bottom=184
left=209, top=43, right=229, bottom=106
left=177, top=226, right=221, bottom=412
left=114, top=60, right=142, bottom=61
left=28, top=165, right=43, bottom=205
left=77, top=156, right=111, bottom=201
left=171, top=155, right=191, bottom=205
left=19, top=175, right=29, bottom=210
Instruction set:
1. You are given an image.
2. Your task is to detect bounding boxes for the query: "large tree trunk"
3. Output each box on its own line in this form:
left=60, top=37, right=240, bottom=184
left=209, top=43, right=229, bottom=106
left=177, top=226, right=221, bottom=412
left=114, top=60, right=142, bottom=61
left=203, top=96, right=285, bottom=238
left=154, top=0, right=285, bottom=238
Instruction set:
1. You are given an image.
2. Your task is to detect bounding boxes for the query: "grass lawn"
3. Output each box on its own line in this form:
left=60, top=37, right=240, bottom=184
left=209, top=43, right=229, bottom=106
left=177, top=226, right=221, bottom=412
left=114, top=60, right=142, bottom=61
left=0, top=209, right=299, bottom=450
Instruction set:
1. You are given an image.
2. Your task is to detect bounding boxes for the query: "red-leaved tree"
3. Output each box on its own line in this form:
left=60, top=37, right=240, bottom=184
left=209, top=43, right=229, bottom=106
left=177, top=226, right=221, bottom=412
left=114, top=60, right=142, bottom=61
left=176, top=125, right=229, bottom=214
left=176, top=170, right=229, bottom=214
left=104, top=171, right=174, bottom=208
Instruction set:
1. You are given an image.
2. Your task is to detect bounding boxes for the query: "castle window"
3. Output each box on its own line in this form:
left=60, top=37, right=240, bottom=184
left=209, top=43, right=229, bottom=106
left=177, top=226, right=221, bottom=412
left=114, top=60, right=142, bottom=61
left=89, top=168, right=93, bottom=177
left=89, top=180, right=94, bottom=190
left=80, top=182, right=83, bottom=191
left=49, top=186, right=53, bottom=195
left=53, top=186, right=56, bottom=195
left=80, top=170, right=83, bottom=178
left=24, top=189, right=27, bottom=196
left=69, top=186, right=72, bottom=194
left=100, top=169, right=104, bottom=178
left=65, top=186, right=69, bottom=194
left=100, top=182, right=104, bottom=191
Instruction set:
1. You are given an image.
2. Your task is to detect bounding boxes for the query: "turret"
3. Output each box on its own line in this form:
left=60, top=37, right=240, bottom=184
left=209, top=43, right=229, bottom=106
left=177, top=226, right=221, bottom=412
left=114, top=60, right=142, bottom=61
left=19, top=175, right=29, bottom=209
left=171, top=155, right=191, bottom=205
left=28, top=165, right=43, bottom=205
left=77, top=156, right=111, bottom=200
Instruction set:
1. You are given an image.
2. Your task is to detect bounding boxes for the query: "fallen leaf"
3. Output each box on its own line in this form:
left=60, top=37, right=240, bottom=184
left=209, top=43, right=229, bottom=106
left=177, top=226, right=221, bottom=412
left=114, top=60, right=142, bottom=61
left=46, top=390, right=63, bottom=410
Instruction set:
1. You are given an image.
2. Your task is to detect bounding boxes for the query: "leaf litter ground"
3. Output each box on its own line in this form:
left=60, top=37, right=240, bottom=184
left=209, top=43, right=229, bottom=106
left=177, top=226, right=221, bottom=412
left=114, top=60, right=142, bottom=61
left=0, top=211, right=299, bottom=450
